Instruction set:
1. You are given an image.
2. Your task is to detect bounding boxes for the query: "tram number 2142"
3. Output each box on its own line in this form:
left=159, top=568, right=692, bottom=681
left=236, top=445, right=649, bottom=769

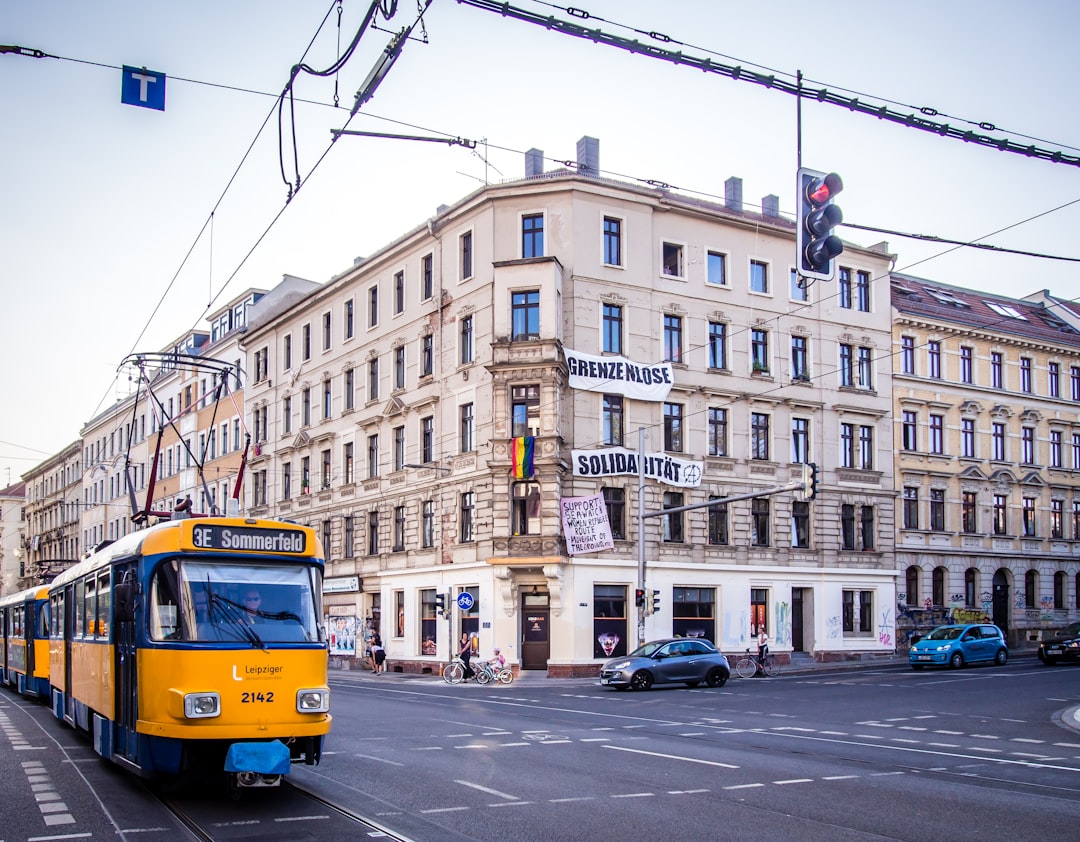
left=241, top=691, right=276, bottom=704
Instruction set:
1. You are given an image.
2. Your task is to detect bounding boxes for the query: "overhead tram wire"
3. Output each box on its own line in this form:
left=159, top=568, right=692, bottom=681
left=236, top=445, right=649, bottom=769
left=455, top=0, right=1080, bottom=169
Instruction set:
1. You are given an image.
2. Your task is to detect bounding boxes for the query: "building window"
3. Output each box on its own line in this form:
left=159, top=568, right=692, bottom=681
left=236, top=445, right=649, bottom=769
left=929, top=414, right=944, bottom=455
left=991, top=351, right=1003, bottom=389
left=750, top=589, right=768, bottom=636
left=663, top=314, right=683, bottom=363
left=368, top=358, right=379, bottom=401
left=673, top=588, right=716, bottom=642
left=751, top=329, right=769, bottom=372
left=302, top=323, right=311, bottom=361
left=343, top=442, right=354, bottom=484
left=522, top=213, right=544, bottom=258
left=394, top=346, right=406, bottom=390
left=961, top=418, right=975, bottom=458
left=602, top=304, right=623, bottom=354
left=511, top=290, right=540, bottom=340
left=283, top=334, right=292, bottom=370
left=841, top=424, right=856, bottom=468
left=254, top=347, right=268, bottom=382
left=322, top=311, right=332, bottom=351
left=1072, top=366, right=1080, bottom=401
left=960, top=346, right=973, bottom=384
left=460, top=315, right=474, bottom=364
left=422, top=500, right=435, bottom=548
left=393, top=425, right=405, bottom=472
left=663, top=402, right=683, bottom=452
left=903, top=487, right=919, bottom=529
left=962, top=492, right=977, bottom=533
left=751, top=498, right=770, bottom=546
left=511, top=385, right=540, bottom=437
left=708, top=498, right=728, bottom=545
left=856, top=271, right=871, bottom=312
left=393, top=505, right=406, bottom=552
left=927, top=341, right=942, bottom=379
left=344, top=367, right=355, bottom=411
left=839, top=344, right=854, bottom=386
left=993, top=494, right=1008, bottom=535
left=301, top=456, right=310, bottom=493
left=791, top=335, right=809, bottom=380
left=906, top=566, right=920, bottom=606
left=323, top=379, right=332, bottom=420
left=900, top=335, right=915, bottom=374
left=842, top=590, right=873, bottom=635
left=393, top=270, right=405, bottom=315
left=460, top=231, right=473, bottom=280
left=460, top=403, right=474, bottom=453
left=603, top=487, right=625, bottom=540
left=1073, top=434, right=1080, bottom=470
left=367, top=434, right=379, bottom=479
left=1074, top=501, right=1080, bottom=540
left=930, top=488, right=945, bottom=531
left=751, top=413, right=770, bottom=461
left=1054, top=571, right=1067, bottom=609
left=933, top=567, right=946, bottom=607
left=659, top=491, right=684, bottom=542
left=791, top=501, right=810, bottom=548
left=708, top=322, right=727, bottom=369
left=368, top=285, right=378, bottom=328
left=791, top=418, right=809, bottom=464
left=965, top=568, right=977, bottom=607
left=283, top=462, right=292, bottom=499
left=282, top=395, right=292, bottom=435
left=368, top=509, right=379, bottom=555
left=603, top=217, right=622, bottom=266
left=343, top=516, right=354, bottom=558
left=421, top=253, right=434, bottom=300
left=593, top=585, right=627, bottom=659
left=790, top=268, right=808, bottom=302
left=1022, top=426, right=1036, bottom=464
left=662, top=242, right=684, bottom=277
left=1025, top=569, right=1037, bottom=609
left=708, top=408, right=728, bottom=457
left=301, top=388, right=311, bottom=427
left=750, top=259, right=768, bottom=293
left=707, top=250, right=726, bottom=286
left=1022, top=496, right=1037, bottom=536
left=902, top=410, right=918, bottom=451
left=992, top=422, right=1006, bottom=461
left=344, top=299, right=354, bottom=341
left=420, top=334, right=434, bottom=377
left=1051, top=499, right=1064, bottom=538
left=859, top=425, right=874, bottom=470
left=860, top=506, right=875, bottom=550
left=838, top=268, right=852, bottom=309
left=1050, top=430, right=1063, bottom=468
left=511, top=481, right=541, bottom=535
left=460, top=492, right=475, bottom=543
left=603, top=395, right=624, bottom=446
left=419, top=415, right=433, bottom=463
left=1020, top=357, right=1033, bottom=393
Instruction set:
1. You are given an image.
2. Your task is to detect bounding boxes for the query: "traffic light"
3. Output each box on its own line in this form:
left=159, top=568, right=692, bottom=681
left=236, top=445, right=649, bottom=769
left=796, top=168, right=843, bottom=281
left=799, top=462, right=819, bottom=501
left=652, top=590, right=661, bottom=615
left=435, top=592, right=446, bottom=616
left=635, top=588, right=646, bottom=608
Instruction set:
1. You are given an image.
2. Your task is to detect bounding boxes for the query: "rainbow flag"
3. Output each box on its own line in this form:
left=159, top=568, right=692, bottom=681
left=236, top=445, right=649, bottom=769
left=511, top=436, right=535, bottom=479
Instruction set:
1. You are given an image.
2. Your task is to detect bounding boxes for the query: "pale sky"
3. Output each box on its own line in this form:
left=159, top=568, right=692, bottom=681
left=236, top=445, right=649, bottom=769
left=3, top=0, right=1079, bottom=485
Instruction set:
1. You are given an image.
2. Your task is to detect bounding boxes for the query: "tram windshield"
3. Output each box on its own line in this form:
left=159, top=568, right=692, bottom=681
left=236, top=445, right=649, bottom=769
left=149, top=559, right=323, bottom=644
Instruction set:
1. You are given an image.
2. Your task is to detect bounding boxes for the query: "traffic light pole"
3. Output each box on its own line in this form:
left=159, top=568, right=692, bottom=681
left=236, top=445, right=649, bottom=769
left=636, top=428, right=647, bottom=648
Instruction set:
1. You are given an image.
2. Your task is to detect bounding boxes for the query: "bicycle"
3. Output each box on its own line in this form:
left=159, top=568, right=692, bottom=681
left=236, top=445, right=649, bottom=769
left=442, top=656, right=469, bottom=685
left=471, top=660, right=514, bottom=685
left=735, top=648, right=779, bottom=678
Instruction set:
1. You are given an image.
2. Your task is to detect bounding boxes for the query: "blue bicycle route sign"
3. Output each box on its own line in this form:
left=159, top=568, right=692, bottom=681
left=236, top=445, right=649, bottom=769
left=456, top=592, right=475, bottom=611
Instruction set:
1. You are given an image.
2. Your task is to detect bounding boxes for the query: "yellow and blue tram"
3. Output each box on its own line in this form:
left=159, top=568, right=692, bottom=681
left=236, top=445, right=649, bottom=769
left=0, top=584, right=51, bottom=698
left=45, top=516, right=331, bottom=787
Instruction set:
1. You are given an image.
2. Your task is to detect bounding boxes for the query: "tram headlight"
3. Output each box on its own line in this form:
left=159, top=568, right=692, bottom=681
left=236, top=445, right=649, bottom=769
left=296, top=688, right=330, bottom=713
left=184, top=692, right=221, bottom=718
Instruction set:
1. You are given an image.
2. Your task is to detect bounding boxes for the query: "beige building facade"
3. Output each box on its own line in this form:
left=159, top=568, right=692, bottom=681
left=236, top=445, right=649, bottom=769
left=242, top=147, right=898, bottom=675
left=892, top=274, right=1080, bottom=647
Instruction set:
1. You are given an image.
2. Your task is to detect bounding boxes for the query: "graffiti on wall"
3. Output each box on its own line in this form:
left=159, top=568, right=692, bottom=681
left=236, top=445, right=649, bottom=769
left=878, top=609, right=894, bottom=647
left=775, top=601, right=791, bottom=647
left=826, top=615, right=841, bottom=639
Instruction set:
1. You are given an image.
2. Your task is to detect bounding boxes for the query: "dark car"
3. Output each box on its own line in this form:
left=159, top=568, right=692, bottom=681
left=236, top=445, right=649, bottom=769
left=1038, top=621, right=1080, bottom=665
left=909, top=623, right=1008, bottom=670
left=600, top=637, right=730, bottom=691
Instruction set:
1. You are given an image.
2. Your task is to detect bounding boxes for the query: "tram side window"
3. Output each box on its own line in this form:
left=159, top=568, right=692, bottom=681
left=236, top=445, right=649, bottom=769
left=96, top=572, right=110, bottom=639
left=75, top=580, right=85, bottom=638
left=49, top=594, right=64, bottom=638
left=84, top=576, right=97, bottom=637
left=149, top=561, right=180, bottom=640
left=13, top=605, right=24, bottom=637
left=37, top=600, right=50, bottom=638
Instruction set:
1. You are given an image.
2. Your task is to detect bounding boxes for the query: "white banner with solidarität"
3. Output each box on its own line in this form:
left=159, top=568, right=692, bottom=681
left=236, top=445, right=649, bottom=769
left=561, top=493, right=614, bottom=555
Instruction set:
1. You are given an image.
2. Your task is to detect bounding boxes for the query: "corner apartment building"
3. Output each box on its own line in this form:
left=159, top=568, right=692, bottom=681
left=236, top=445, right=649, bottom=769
left=241, top=140, right=898, bottom=674
left=0, top=482, right=27, bottom=595
left=21, top=441, right=82, bottom=585
left=891, top=274, right=1080, bottom=647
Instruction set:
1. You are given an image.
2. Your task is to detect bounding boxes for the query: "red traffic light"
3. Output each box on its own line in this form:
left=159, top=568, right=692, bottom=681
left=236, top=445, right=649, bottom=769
left=805, top=172, right=843, bottom=206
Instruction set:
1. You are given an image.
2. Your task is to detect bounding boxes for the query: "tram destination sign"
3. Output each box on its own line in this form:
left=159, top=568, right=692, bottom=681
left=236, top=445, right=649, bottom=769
left=191, top=525, right=308, bottom=554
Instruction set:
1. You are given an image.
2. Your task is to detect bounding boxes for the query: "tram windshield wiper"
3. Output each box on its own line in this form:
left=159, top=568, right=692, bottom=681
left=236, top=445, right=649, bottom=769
left=206, top=589, right=265, bottom=649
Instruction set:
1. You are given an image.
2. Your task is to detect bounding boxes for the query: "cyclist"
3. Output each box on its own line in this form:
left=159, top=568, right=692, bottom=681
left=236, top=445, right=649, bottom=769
left=756, top=628, right=770, bottom=676
left=491, top=647, right=506, bottom=669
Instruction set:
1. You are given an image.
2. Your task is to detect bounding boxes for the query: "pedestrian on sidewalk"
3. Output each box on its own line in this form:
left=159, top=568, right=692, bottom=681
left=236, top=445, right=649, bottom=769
left=370, top=634, right=386, bottom=674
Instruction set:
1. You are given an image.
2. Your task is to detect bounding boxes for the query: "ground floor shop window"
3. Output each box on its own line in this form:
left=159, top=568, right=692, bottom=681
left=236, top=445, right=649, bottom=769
left=843, top=589, right=874, bottom=635
left=673, top=587, right=715, bottom=641
left=593, top=584, right=627, bottom=658
left=459, top=585, right=479, bottom=639
left=750, top=588, right=768, bottom=637
left=420, top=589, right=438, bottom=655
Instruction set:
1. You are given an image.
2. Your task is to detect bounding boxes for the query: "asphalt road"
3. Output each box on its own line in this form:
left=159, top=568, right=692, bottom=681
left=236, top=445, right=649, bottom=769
left=1, top=657, right=1078, bottom=841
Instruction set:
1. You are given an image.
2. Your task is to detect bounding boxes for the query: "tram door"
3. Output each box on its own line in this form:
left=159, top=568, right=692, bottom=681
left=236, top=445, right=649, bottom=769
left=113, top=563, right=139, bottom=763
left=63, top=584, right=75, bottom=725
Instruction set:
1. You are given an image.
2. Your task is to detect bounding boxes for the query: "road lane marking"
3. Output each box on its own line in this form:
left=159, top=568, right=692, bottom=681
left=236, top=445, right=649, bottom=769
left=774, top=779, right=813, bottom=785
left=724, top=783, right=764, bottom=790
left=602, top=745, right=739, bottom=768
left=455, top=780, right=519, bottom=800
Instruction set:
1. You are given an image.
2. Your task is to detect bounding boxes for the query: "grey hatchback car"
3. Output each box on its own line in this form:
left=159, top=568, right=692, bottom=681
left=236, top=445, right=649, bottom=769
left=600, top=638, right=730, bottom=690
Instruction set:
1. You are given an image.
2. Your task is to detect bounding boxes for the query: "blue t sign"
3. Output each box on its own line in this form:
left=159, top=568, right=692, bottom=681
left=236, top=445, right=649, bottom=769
left=122, top=65, right=166, bottom=111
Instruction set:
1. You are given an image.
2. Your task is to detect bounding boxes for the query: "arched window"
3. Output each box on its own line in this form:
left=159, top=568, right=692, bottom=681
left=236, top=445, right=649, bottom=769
left=1054, top=571, right=1067, bottom=610
left=932, top=567, right=946, bottom=607
left=1025, top=569, right=1038, bottom=609
left=965, top=568, right=978, bottom=608
left=905, top=566, right=920, bottom=607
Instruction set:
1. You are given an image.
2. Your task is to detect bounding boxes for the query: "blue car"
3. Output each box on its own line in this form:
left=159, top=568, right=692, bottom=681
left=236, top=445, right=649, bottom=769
left=909, top=623, right=1008, bottom=670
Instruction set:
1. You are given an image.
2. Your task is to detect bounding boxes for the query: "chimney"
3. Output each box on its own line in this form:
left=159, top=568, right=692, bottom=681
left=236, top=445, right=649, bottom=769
left=761, top=194, right=780, bottom=218
left=576, top=135, right=600, bottom=177
left=724, top=177, right=743, bottom=212
left=525, top=148, right=544, bottom=178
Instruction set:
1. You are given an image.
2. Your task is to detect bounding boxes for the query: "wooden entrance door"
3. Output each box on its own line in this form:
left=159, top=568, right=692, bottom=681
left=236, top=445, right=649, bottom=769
left=521, top=591, right=549, bottom=670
